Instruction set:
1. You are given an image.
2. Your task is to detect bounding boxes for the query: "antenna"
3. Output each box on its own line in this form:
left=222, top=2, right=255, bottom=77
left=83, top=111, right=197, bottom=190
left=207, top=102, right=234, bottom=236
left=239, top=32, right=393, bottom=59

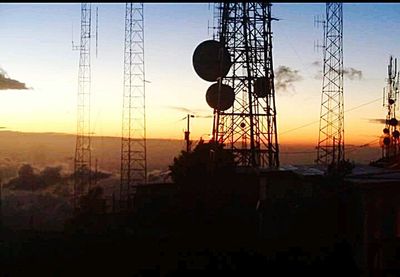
left=193, top=3, right=280, bottom=168
left=380, top=56, right=400, bottom=159
left=73, top=3, right=93, bottom=212
left=71, top=22, right=73, bottom=49
left=314, top=14, right=325, bottom=28
left=316, top=3, right=344, bottom=166
left=96, top=6, right=98, bottom=58
left=313, top=14, right=325, bottom=53
left=120, top=3, right=147, bottom=211
left=72, top=22, right=80, bottom=51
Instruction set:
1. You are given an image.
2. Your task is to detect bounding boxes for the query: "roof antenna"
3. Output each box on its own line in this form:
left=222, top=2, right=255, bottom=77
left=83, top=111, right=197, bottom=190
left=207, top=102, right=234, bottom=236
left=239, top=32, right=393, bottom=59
left=96, top=6, right=99, bottom=58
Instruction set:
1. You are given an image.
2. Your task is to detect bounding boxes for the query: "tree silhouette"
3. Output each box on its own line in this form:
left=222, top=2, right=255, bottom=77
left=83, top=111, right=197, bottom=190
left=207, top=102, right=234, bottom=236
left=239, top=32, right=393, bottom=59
left=169, top=140, right=236, bottom=186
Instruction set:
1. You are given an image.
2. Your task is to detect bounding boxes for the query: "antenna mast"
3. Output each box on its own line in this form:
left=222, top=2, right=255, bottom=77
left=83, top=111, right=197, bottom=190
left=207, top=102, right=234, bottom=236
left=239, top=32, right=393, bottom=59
left=73, top=3, right=93, bottom=211
left=316, top=3, right=344, bottom=166
left=381, top=56, right=400, bottom=159
left=120, top=3, right=147, bottom=211
left=213, top=2, right=279, bottom=168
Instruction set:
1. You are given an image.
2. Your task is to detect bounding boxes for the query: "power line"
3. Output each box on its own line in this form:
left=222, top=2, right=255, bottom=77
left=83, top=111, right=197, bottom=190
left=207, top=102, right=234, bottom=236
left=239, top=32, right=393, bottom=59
left=279, top=97, right=381, bottom=136
left=281, top=138, right=380, bottom=155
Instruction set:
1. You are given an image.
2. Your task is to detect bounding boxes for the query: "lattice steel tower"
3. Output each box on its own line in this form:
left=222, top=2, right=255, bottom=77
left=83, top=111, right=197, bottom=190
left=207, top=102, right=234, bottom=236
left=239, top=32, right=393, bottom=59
left=73, top=3, right=92, bottom=210
left=316, top=3, right=344, bottom=166
left=120, top=3, right=147, bottom=209
left=213, top=2, right=279, bottom=168
left=381, top=56, right=400, bottom=159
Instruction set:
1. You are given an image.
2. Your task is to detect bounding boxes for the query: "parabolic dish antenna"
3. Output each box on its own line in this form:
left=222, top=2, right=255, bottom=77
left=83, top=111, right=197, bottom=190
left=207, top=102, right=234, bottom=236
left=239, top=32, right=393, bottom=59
left=254, top=77, right=272, bottom=98
left=192, top=40, right=232, bottom=82
left=206, top=83, right=235, bottom=111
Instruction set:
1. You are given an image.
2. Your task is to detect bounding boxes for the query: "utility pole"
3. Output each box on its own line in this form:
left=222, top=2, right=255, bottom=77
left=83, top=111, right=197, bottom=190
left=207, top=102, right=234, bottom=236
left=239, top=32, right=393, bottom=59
left=185, top=114, right=195, bottom=152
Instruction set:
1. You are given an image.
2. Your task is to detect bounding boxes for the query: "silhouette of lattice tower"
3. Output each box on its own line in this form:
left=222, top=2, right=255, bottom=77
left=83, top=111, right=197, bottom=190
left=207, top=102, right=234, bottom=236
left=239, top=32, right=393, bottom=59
left=120, top=3, right=147, bottom=210
left=212, top=2, right=279, bottom=168
left=316, top=3, right=344, bottom=166
left=381, top=56, right=400, bottom=159
left=73, top=3, right=92, bottom=211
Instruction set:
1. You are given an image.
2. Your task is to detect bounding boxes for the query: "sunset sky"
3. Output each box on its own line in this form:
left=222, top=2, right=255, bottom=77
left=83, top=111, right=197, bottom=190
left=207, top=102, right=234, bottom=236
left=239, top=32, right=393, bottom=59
left=0, top=3, right=399, bottom=146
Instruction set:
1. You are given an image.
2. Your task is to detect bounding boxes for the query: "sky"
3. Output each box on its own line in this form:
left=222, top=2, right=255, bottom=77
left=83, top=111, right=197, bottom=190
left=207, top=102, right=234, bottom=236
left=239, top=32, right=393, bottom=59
left=0, top=3, right=399, bottom=146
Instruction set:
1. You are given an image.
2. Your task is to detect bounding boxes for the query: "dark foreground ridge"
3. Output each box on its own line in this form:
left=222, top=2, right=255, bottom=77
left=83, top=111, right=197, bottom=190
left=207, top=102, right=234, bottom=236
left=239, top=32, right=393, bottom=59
left=0, top=171, right=363, bottom=276
left=1, top=142, right=399, bottom=275
left=0, top=225, right=360, bottom=276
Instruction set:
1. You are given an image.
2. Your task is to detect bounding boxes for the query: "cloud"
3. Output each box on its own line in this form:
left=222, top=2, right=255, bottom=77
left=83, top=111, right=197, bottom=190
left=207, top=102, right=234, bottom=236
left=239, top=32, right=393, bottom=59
left=165, top=106, right=212, bottom=118
left=342, top=67, right=363, bottom=80
left=275, top=65, right=303, bottom=93
left=0, top=67, right=29, bottom=90
left=311, top=61, right=321, bottom=67
left=314, top=70, right=323, bottom=80
left=312, top=64, right=363, bottom=81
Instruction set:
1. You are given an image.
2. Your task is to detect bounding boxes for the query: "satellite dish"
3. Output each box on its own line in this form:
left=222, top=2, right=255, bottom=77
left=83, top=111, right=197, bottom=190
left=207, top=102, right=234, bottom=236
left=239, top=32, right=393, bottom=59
left=383, top=128, right=390, bottom=134
left=206, top=83, right=235, bottom=111
left=383, top=137, right=391, bottom=146
left=389, top=118, right=399, bottom=126
left=254, top=77, right=272, bottom=98
left=379, top=135, right=391, bottom=147
left=192, top=40, right=232, bottom=82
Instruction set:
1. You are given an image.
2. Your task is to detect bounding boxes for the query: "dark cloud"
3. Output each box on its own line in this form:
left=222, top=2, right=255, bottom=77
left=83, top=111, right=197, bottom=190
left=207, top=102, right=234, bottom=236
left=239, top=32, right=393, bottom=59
left=167, top=106, right=194, bottom=113
left=166, top=106, right=212, bottom=118
left=342, top=67, right=363, bottom=80
left=275, top=65, right=303, bottom=93
left=5, top=164, right=61, bottom=190
left=311, top=61, right=321, bottom=67
left=368, top=118, right=399, bottom=126
left=368, top=118, right=386, bottom=124
left=0, top=67, right=29, bottom=90
left=313, top=65, right=363, bottom=81
left=314, top=70, right=323, bottom=80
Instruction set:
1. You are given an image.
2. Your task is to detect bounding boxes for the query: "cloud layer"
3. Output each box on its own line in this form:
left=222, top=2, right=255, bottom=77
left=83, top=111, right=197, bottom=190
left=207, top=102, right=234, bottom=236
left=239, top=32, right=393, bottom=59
left=275, top=66, right=303, bottom=93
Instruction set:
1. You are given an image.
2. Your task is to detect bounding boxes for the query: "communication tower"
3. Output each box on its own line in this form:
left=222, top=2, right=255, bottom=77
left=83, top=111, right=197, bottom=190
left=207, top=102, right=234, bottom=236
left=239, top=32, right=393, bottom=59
left=73, top=3, right=93, bottom=211
left=316, top=3, right=344, bottom=166
left=380, top=56, right=400, bottom=159
left=193, top=2, right=279, bottom=168
left=120, top=3, right=147, bottom=210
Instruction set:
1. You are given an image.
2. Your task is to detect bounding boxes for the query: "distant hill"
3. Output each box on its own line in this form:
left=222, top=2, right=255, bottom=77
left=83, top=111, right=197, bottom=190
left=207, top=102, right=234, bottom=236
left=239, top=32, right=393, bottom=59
left=0, top=131, right=382, bottom=179
left=0, top=131, right=382, bottom=231
left=0, top=131, right=185, bottom=178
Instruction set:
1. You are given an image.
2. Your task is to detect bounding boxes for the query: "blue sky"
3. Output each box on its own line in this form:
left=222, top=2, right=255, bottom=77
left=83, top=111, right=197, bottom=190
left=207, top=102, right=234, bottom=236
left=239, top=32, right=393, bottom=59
left=0, top=3, right=399, bottom=145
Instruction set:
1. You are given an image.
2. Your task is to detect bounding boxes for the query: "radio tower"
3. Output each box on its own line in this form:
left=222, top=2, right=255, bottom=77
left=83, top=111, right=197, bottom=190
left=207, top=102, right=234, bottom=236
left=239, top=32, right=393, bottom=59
left=381, top=56, right=400, bottom=159
left=197, top=2, right=279, bottom=168
left=73, top=3, right=93, bottom=211
left=316, top=3, right=344, bottom=166
left=120, top=3, right=147, bottom=210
